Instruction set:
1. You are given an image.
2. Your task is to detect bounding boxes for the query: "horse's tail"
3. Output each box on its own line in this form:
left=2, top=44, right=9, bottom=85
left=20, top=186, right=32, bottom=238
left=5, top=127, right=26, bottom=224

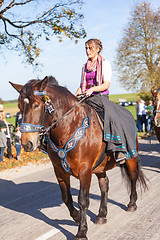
left=120, top=155, right=149, bottom=192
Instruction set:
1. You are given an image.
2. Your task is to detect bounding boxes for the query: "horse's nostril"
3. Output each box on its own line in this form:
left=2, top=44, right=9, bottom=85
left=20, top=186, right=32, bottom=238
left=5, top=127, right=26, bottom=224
left=23, top=141, right=33, bottom=152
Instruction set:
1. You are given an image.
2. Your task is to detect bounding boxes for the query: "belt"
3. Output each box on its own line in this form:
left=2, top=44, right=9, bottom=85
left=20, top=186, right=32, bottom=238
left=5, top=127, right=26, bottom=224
left=86, top=84, right=96, bottom=89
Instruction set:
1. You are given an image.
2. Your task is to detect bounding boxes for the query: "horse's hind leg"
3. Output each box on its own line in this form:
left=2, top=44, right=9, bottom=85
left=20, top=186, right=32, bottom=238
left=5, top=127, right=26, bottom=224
left=95, top=172, right=109, bottom=224
left=123, top=158, right=138, bottom=212
left=126, top=155, right=148, bottom=211
left=54, top=167, right=80, bottom=224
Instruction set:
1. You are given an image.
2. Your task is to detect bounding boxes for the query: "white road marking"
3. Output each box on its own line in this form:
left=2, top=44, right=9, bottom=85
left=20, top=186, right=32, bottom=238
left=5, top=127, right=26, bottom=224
left=35, top=228, right=61, bottom=240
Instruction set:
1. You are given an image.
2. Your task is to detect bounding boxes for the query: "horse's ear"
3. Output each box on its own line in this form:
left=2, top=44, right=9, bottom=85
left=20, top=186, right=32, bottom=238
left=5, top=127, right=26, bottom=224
left=33, top=76, right=48, bottom=92
left=9, top=81, right=23, bottom=93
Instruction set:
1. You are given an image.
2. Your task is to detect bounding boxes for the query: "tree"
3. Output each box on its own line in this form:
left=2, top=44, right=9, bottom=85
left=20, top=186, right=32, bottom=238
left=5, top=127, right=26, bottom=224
left=115, top=1, right=160, bottom=94
left=0, top=0, right=86, bottom=66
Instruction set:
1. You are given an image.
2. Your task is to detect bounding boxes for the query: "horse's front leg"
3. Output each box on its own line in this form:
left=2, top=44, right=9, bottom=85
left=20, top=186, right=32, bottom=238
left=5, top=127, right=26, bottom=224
left=95, top=172, right=109, bottom=224
left=75, top=167, right=92, bottom=240
left=54, top=167, right=80, bottom=224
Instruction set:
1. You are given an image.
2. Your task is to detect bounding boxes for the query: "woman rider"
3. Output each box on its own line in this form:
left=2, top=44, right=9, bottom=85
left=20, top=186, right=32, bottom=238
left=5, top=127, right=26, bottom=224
left=75, top=38, right=138, bottom=163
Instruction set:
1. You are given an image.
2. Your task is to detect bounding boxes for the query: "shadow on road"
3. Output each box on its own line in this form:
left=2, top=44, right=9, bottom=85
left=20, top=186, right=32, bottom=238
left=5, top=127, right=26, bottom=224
left=0, top=137, right=159, bottom=239
left=138, top=137, right=160, bottom=173
left=0, top=177, right=127, bottom=239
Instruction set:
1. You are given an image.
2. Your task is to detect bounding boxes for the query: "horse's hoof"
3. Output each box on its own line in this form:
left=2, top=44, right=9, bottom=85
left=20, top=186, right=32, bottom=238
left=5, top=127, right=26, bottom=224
left=127, top=205, right=137, bottom=212
left=74, top=231, right=88, bottom=240
left=74, top=236, right=88, bottom=240
left=95, top=216, right=107, bottom=225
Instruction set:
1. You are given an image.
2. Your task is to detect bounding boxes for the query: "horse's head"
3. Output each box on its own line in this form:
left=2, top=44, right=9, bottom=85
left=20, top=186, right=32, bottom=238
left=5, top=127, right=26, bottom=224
left=9, top=76, right=54, bottom=152
left=151, top=88, right=160, bottom=127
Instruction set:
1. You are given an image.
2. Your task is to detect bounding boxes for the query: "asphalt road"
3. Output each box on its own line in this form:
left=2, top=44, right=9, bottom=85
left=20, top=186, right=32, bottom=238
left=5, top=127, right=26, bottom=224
left=0, top=137, right=159, bottom=240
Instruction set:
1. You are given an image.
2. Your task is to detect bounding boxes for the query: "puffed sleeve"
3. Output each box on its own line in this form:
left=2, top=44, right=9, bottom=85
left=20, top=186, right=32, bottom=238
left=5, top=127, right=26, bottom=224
left=103, top=60, right=112, bottom=83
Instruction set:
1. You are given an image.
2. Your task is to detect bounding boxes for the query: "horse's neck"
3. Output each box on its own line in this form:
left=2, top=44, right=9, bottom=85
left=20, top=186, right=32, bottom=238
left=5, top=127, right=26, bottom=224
left=50, top=103, right=88, bottom=148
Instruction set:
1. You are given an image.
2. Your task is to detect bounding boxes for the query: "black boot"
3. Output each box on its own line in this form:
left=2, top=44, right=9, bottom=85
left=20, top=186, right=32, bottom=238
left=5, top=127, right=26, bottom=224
left=115, top=152, right=126, bottom=164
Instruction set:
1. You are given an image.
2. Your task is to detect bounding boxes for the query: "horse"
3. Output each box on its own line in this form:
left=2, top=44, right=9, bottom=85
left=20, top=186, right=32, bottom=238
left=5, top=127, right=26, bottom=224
left=10, top=76, right=148, bottom=240
left=151, top=88, right=160, bottom=142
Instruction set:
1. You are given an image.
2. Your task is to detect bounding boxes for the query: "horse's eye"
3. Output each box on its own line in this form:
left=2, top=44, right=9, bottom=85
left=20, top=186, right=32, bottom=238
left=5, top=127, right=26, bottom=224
left=34, top=103, right=40, bottom=109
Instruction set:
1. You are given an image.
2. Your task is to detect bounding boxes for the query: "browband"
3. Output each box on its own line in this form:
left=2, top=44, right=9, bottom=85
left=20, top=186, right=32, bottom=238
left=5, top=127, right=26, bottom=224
left=34, top=90, right=46, bottom=96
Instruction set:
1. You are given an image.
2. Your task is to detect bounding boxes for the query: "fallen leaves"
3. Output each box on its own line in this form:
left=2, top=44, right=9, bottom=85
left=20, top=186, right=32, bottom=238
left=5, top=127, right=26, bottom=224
left=0, top=146, right=50, bottom=171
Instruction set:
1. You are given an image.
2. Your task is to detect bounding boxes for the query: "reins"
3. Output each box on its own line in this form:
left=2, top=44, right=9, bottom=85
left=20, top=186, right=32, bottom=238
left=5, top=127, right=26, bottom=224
left=40, top=94, right=88, bottom=135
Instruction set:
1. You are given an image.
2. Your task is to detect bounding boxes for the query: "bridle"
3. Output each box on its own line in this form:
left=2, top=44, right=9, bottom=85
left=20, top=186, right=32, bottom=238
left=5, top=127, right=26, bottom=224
left=20, top=90, right=88, bottom=135
left=20, top=90, right=54, bottom=134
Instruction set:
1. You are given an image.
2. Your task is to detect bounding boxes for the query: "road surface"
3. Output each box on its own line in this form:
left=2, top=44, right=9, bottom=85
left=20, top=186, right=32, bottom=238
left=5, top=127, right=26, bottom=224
left=0, top=137, right=159, bottom=240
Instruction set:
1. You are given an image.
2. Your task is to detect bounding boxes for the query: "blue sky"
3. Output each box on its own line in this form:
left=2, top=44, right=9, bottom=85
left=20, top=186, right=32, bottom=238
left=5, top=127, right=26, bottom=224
left=0, top=0, right=159, bottom=101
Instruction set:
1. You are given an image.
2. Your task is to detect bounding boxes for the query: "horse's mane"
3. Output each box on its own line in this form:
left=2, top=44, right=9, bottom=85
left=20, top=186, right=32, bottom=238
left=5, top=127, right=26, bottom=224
left=25, top=75, right=59, bottom=88
left=46, top=76, right=75, bottom=100
left=46, top=75, right=59, bottom=86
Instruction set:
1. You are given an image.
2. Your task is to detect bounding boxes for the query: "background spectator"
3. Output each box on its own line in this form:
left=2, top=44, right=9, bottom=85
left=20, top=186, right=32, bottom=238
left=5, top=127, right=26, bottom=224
left=146, top=100, right=153, bottom=131
left=0, top=120, right=7, bottom=162
left=14, top=127, right=22, bottom=160
left=138, top=100, right=147, bottom=132
left=15, top=111, right=22, bottom=128
left=0, top=105, right=13, bottom=159
left=136, top=100, right=142, bottom=132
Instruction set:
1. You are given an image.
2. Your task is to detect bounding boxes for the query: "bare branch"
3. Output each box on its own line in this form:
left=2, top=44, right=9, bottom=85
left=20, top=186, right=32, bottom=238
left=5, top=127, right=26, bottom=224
left=0, top=0, right=85, bottom=66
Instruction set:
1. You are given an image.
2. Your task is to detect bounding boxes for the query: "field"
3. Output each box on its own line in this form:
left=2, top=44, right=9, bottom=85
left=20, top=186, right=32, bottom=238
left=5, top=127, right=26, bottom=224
left=3, top=102, right=19, bottom=125
left=109, top=92, right=139, bottom=103
left=3, top=102, right=19, bottom=115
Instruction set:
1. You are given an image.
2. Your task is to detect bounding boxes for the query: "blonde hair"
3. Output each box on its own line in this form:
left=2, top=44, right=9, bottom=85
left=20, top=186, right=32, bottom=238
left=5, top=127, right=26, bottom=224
left=0, top=111, right=5, bottom=120
left=85, top=38, right=103, bottom=54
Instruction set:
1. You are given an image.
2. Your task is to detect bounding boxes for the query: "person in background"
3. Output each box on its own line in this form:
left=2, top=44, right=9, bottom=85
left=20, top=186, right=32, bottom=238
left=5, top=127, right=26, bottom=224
left=0, top=120, right=7, bottom=162
left=138, top=100, right=147, bottom=132
left=15, top=127, right=22, bottom=160
left=4, top=120, right=13, bottom=159
left=15, top=111, right=22, bottom=128
left=136, top=100, right=142, bottom=132
left=146, top=100, right=153, bottom=131
left=0, top=105, right=13, bottom=159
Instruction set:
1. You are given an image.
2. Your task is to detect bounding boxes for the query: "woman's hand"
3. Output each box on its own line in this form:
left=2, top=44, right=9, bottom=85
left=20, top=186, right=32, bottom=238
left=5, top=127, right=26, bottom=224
left=75, top=87, right=82, bottom=96
left=85, top=82, right=110, bottom=96
left=85, top=87, right=94, bottom=97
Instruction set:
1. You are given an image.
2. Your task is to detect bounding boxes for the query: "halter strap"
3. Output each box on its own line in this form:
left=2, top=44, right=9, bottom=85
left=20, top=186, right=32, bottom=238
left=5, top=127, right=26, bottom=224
left=20, top=123, right=42, bottom=132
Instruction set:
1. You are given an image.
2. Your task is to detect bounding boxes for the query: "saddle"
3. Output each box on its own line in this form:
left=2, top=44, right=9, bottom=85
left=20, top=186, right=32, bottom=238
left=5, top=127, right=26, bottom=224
left=83, top=99, right=107, bottom=170
left=77, top=95, right=107, bottom=170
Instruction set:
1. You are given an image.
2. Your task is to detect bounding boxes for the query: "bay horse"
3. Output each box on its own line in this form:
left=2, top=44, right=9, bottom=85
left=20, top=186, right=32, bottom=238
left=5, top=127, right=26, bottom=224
left=151, top=88, right=160, bottom=142
left=10, top=76, right=147, bottom=240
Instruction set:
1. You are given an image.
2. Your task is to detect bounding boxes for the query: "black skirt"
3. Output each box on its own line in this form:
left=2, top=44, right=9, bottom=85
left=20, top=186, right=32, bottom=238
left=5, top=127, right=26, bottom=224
left=85, top=95, right=138, bottom=160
